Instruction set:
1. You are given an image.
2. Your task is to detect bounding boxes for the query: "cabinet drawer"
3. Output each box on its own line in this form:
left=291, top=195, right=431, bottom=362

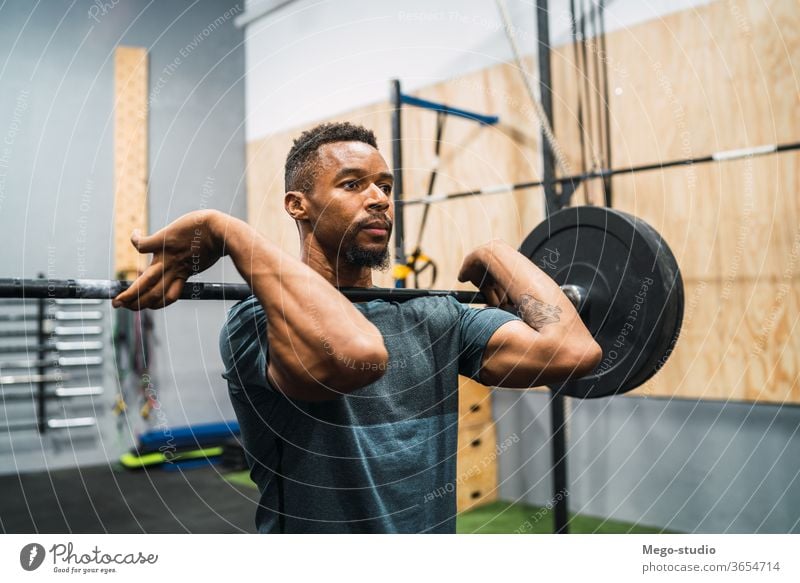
left=456, top=422, right=498, bottom=512
left=458, top=376, right=492, bottom=426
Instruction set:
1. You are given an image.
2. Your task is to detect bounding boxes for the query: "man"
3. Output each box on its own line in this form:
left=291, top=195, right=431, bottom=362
left=112, top=122, right=601, bottom=533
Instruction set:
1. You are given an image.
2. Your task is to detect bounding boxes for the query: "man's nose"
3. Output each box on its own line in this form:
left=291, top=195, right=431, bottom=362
left=365, top=183, right=391, bottom=212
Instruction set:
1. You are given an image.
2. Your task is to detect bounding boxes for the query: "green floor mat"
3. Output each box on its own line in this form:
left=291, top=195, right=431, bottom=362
left=457, top=501, right=673, bottom=534
left=221, top=472, right=671, bottom=533
left=223, top=470, right=257, bottom=489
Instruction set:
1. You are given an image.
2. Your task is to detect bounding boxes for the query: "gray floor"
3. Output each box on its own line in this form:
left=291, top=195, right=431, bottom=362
left=0, top=463, right=259, bottom=533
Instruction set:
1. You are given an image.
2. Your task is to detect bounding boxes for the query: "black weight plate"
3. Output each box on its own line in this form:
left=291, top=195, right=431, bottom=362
left=620, top=215, right=684, bottom=391
left=519, top=206, right=684, bottom=398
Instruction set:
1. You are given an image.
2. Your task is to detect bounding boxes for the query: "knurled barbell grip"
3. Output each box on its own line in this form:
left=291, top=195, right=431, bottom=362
left=0, top=278, right=584, bottom=308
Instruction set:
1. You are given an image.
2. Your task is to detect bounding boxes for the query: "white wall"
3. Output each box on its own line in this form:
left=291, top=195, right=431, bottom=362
left=243, top=0, right=712, bottom=140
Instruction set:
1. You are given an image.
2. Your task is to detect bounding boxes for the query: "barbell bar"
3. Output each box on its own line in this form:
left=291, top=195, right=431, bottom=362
left=399, top=140, right=800, bottom=206
left=0, top=206, right=684, bottom=399
left=0, top=278, right=490, bottom=304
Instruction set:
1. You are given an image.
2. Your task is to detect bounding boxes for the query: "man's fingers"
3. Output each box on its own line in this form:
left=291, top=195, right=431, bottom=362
left=129, top=276, right=186, bottom=310
left=483, top=288, right=501, bottom=307
left=112, top=263, right=164, bottom=308
left=131, top=278, right=170, bottom=310
left=131, top=229, right=162, bottom=254
left=163, top=278, right=185, bottom=307
left=457, top=265, right=477, bottom=285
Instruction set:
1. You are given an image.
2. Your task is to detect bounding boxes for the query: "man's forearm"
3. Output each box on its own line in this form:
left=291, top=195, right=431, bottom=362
left=482, top=243, right=584, bottom=336
left=211, top=212, right=387, bottom=395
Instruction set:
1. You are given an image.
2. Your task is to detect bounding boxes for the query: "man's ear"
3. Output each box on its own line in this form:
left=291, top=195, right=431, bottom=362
left=284, top=191, right=308, bottom=221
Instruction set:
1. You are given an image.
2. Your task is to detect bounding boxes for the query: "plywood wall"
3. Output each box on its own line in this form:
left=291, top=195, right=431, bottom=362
left=246, top=0, right=799, bottom=404
left=114, top=47, right=149, bottom=279
left=550, top=0, right=800, bottom=403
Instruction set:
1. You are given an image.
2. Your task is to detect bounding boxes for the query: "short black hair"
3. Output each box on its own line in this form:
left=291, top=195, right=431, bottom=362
left=284, top=122, right=378, bottom=193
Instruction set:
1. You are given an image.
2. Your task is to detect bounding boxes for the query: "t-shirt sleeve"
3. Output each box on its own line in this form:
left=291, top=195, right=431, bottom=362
left=219, top=296, right=273, bottom=394
left=453, top=297, right=522, bottom=381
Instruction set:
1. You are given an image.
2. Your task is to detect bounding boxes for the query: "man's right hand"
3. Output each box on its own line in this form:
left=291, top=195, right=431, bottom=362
left=112, top=209, right=227, bottom=311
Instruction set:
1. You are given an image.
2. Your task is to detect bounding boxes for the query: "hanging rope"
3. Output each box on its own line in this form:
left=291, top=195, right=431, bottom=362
left=495, top=0, right=572, bottom=177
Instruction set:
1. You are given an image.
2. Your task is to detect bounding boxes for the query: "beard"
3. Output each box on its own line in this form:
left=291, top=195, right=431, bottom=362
left=343, top=241, right=391, bottom=270
left=339, top=221, right=392, bottom=270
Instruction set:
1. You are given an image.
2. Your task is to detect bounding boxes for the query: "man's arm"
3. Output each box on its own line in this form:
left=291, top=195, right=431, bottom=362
left=458, top=239, right=602, bottom=388
left=112, top=210, right=388, bottom=401
left=212, top=212, right=388, bottom=401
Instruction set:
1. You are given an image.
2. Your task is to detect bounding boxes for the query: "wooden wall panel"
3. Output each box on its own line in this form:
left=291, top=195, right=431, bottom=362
left=113, top=47, right=149, bottom=279
left=605, top=154, right=799, bottom=283
left=637, top=278, right=800, bottom=403
left=602, top=0, right=798, bottom=167
left=246, top=0, right=800, bottom=404
left=549, top=0, right=799, bottom=403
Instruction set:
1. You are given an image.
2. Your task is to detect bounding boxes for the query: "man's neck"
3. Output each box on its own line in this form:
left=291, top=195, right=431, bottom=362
left=301, top=242, right=373, bottom=288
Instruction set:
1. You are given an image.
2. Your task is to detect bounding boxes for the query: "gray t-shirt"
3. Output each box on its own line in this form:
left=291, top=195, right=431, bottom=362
left=219, top=294, right=519, bottom=533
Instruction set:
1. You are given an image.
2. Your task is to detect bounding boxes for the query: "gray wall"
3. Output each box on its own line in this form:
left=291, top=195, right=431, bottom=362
left=494, top=391, right=800, bottom=533
left=0, top=0, right=246, bottom=472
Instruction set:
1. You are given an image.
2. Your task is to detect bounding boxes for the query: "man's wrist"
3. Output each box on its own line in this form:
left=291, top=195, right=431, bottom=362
left=207, top=210, right=245, bottom=258
left=471, top=240, right=499, bottom=271
left=207, top=211, right=271, bottom=283
left=483, top=243, right=530, bottom=305
left=477, top=240, right=516, bottom=278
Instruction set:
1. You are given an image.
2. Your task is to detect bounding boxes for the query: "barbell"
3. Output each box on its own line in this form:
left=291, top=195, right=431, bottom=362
left=0, top=206, right=684, bottom=399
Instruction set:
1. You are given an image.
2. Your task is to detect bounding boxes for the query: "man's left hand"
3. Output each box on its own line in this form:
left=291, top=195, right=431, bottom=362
left=112, top=210, right=226, bottom=310
left=457, top=239, right=515, bottom=310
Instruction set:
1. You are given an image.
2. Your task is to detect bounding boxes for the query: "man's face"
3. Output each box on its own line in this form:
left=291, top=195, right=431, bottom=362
left=300, top=141, right=394, bottom=269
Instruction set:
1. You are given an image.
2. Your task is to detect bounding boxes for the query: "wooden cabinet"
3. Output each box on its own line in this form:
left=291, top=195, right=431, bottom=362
left=456, top=377, right=497, bottom=512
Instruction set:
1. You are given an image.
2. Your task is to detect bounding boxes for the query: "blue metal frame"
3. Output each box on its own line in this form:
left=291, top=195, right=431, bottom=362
left=399, top=93, right=499, bottom=126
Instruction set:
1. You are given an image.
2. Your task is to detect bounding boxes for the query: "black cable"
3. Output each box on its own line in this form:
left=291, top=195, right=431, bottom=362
left=570, top=0, right=588, bottom=205
left=588, top=0, right=608, bottom=206
left=403, top=111, right=448, bottom=289
left=414, top=111, right=446, bottom=252
left=578, top=0, right=596, bottom=175
left=598, top=0, right=614, bottom=206
left=413, top=261, right=438, bottom=290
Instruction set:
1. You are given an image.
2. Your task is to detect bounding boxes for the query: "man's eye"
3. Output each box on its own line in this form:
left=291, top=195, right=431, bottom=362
left=344, top=180, right=360, bottom=190
left=380, top=184, right=392, bottom=194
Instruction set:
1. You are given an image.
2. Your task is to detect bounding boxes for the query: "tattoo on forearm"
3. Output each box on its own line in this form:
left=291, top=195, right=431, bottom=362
left=517, top=293, right=562, bottom=330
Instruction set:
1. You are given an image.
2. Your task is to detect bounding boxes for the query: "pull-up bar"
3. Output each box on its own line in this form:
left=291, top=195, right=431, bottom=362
left=398, top=93, right=500, bottom=126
